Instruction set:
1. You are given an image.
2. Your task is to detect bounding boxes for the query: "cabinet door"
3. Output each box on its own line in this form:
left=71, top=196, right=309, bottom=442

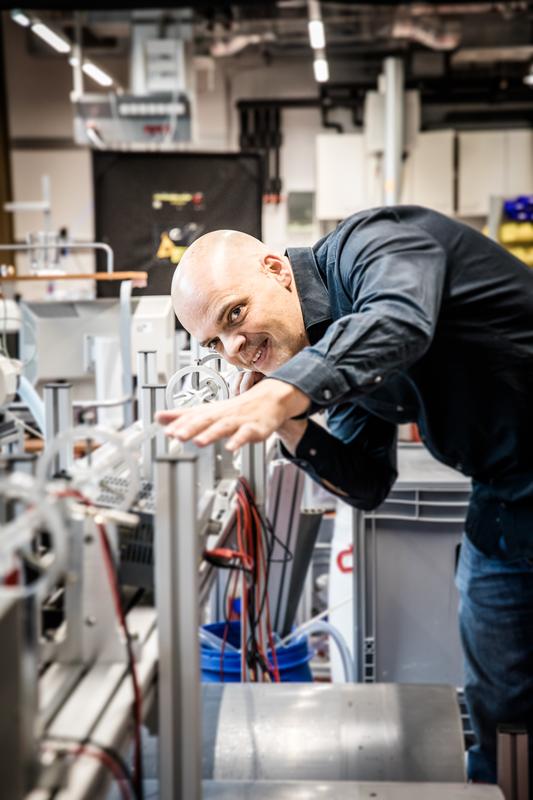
left=401, top=130, right=454, bottom=214
left=504, top=129, right=533, bottom=197
left=458, top=131, right=506, bottom=215
left=316, top=133, right=367, bottom=220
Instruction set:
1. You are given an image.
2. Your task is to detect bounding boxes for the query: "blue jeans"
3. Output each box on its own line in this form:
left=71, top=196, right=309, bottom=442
left=456, top=534, right=533, bottom=791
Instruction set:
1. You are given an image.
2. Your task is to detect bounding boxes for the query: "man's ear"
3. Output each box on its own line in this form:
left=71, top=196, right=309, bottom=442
left=262, top=253, right=292, bottom=288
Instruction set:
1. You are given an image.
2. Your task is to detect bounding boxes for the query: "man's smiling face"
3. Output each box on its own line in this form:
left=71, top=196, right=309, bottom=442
left=172, top=232, right=308, bottom=375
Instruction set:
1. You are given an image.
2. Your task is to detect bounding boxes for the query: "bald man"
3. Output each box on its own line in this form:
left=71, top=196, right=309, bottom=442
left=156, top=206, right=533, bottom=792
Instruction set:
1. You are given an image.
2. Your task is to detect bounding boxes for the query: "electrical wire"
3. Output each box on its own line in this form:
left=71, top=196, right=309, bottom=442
left=203, top=478, right=293, bottom=683
left=43, top=735, right=137, bottom=800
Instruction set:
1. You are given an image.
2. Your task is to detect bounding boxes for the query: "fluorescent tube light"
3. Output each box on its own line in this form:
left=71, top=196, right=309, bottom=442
left=31, top=22, right=71, bottom=54
left=308, top=19, right=325, bottom=50
left=82, top=61, right=113, bottom=88
left=11, top=9, right=31, bottom=27
left=313, top=57, right=329, bottom=83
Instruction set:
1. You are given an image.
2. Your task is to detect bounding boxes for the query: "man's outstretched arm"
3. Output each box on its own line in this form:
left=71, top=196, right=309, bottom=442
left=155, top=377, right=310, bottom=452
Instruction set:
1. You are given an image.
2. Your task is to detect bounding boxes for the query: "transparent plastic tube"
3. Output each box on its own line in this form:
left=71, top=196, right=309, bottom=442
left=289, top=620, right=355, bottom=683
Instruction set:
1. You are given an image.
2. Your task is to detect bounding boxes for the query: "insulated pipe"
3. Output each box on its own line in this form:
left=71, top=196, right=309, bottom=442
left=202, top=683, right=466, bottom=783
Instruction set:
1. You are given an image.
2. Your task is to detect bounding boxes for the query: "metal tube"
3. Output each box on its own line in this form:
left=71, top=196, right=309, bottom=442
left=155, top=454, right=202, bottom=800
left=351, top=508, right=364, bottom=682
left=119, top=280, right=134, bottom=427
left=141, top=384, right=167, bottom=479
left=136, top=350, right=157, bottom=422
left=43, top=383, right=73, bottom=474
left=383, top=56, right=404, bottom=206
left=0, top=241, right=114, bottom=273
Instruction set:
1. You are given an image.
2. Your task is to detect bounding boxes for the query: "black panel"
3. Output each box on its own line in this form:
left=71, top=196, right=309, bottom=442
left=93, top=151, right=263, bottom=298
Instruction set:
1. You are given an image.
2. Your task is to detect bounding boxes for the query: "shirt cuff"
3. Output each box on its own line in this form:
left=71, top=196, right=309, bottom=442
left=271, top=350, right=351, bottom=415
left=279, top=418, right=329, bottom=467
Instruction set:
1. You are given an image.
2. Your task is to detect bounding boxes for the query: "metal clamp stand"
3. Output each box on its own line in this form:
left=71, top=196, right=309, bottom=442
left=155, top=453, right=202, bottom=800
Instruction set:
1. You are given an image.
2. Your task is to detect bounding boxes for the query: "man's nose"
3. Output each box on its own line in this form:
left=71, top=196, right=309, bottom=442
left=222, top=332, right=246, bottom=359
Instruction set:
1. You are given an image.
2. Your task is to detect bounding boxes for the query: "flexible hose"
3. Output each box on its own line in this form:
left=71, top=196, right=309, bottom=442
left=290, top=620, right=355, bottom=683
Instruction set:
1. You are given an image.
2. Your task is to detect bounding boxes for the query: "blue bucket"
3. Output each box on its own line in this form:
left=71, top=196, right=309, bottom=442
left=200, top=621, right=313, bottom=683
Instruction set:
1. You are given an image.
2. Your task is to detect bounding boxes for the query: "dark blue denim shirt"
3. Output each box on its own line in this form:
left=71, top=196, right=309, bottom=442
left=272, top=205, right=533, bottom=558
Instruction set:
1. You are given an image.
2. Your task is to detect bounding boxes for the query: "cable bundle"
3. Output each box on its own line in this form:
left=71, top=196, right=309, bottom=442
left=204, top=477, right=292, bottom=682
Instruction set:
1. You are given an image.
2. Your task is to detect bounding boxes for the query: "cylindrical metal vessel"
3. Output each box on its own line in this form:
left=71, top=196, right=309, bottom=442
left=202, top=683, right=465, bottom=783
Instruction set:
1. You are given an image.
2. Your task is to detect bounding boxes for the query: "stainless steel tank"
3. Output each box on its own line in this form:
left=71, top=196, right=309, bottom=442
left=202, top=683, right=466, bottom=783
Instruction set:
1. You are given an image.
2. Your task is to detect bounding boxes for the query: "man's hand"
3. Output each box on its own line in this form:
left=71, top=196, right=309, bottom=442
left=155, top=378, right=310, bottom=452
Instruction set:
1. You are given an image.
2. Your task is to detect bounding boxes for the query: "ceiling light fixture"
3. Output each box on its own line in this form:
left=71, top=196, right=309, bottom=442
left=524, top=63, right=533, bottom=87
left=31, top=21, right=71, bottom=54
left=313, top=56, right=329, bottom=83
left=82, top=61, right=113, bottom=88
left=11, top=9, right=31, bottom=27
left=308, top=0, right=329, bottom=83
left=308, top=19, right=325, bottom=50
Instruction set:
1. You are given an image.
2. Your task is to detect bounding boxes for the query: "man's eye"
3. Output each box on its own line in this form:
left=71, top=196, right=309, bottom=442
left=229, top=306, right=242, bottom=322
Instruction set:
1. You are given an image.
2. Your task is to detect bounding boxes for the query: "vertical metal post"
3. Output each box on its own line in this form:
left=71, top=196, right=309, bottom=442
left=240, top=441, right=266, bottom=508
left=136, top=350, right=157, bottom=422
left=351, top=508, right=365, bottom=682
left=119, top=280, right=134, bottom=427
left=498, top=725, right=530, bottom=800
left=155, top=454, right=201, bottom=800
left=141, top=384, right=167, bottom=479
left=383, top=56, right=404, bottom=206
left=43, top=383, right=73, bottom=475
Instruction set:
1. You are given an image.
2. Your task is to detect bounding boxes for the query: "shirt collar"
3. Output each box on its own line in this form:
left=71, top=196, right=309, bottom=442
left=286, top=247, right=332, bottom=346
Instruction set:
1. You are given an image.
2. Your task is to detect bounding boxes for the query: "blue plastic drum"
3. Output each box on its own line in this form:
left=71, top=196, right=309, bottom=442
left=200, top=621, right=313, bottom=683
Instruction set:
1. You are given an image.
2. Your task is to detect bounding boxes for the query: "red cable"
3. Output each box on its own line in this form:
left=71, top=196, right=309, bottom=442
left=44, top=743, right=132, bottom=800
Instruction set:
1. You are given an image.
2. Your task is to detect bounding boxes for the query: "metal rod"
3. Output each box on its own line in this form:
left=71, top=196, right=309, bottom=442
left=351, top=508, right=364, bottom=682
left=43, top=383, right=73, bottom=474
left=0, top=241, right=114, bottom=273
left=155, top=453, right=202, bottom=800
left=141, top=384, right=167, bottom=480
left=136, top=350, right=157, bottom=422
left=119, top=280, right=134, bottom=427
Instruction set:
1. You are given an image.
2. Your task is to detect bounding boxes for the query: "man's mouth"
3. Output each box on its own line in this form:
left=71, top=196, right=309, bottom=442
left=250, top=338, right=269, bottom=370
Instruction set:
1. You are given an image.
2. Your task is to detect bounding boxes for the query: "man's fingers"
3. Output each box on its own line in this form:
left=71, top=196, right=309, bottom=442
left=226, top=423, right=264, bottom=452
left=193, top=417, right=240, bottom=446
left=155, top=409, right=185, bottom=425
left=163, top=409, right=219, bottom=440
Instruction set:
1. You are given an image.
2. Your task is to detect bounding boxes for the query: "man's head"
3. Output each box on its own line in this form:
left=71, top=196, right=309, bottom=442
left=171, top=230, right=308, bottom=374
